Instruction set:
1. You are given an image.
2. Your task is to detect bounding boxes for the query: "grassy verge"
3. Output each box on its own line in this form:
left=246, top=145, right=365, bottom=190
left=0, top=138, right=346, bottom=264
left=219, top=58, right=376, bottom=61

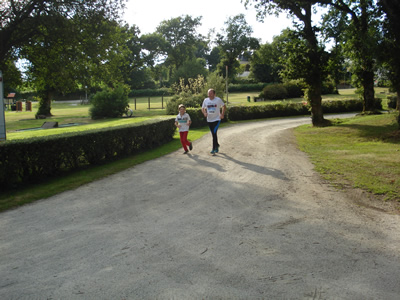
left=294, top=113, right=400, bottom=203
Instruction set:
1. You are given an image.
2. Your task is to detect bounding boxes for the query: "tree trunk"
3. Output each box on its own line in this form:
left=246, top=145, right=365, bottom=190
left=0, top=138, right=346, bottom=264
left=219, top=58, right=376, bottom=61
left=307, top=87, right=326, bottom=126
left=36, top=89, right=53, bottom=117
left=362, top=69, right=376, bottom=112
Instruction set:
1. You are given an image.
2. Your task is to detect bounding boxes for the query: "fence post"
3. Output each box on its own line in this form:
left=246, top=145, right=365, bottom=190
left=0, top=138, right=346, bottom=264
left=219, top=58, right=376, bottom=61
left=162, top=95, right=164, bottom=109
left=134, top=98, right=136, bottom=110
left=148, top=97, right=150, bottom=110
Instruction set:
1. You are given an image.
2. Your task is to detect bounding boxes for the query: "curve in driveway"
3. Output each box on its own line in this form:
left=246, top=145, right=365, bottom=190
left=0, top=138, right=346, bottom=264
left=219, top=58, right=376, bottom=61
left=1, top=115, right=400, bottom=299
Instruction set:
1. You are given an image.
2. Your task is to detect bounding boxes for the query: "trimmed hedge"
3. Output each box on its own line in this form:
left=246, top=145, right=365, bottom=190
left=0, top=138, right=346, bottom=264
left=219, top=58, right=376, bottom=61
left=227, top=99, right=364, bottom=121
left=0, top=118, right=175, bottom=188
left=129, top=88, right=171, bottom=97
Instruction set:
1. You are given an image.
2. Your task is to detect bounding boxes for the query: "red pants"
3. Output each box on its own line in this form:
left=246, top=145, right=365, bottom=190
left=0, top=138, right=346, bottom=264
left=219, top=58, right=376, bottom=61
left=179, top=131, right=191, bottom=151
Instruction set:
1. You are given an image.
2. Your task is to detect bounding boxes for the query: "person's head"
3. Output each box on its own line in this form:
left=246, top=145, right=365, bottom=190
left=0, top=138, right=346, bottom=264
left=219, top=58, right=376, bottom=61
left=178, top=104, right=186, bottom=114
left=208, top=89, right=216, bottom=100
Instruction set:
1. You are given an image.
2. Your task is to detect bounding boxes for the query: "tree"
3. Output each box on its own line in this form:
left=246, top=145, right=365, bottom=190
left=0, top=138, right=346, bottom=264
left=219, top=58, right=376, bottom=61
left=206, top=47, right=222, bottom=73
left=155, top=15, right=206, bottom=83
left=245, top=0, right=328, bottom=126
left=317, top=0, right=381, bottom=113
left=216, top=14, right=260, bottom=80
left=0, top=0, right=125, bottom=63
left=378, top=0, right=400, bottom=111
left=21, top=16, right=130, bottom=116
left=0, top=59, right=22, bottom=95
left=250, top=41, right=282, bottom=83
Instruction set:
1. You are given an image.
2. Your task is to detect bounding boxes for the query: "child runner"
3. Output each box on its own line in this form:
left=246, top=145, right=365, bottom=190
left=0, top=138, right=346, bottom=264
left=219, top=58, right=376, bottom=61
left=175, top=104, right=193, bottom=154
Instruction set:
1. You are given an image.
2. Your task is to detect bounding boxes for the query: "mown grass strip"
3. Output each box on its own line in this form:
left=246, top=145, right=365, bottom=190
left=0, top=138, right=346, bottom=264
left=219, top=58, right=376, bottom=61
left=294, top=113, right=400, bottom=202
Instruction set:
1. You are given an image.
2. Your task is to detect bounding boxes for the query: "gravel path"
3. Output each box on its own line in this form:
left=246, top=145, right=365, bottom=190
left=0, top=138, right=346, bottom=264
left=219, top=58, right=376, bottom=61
left=1, top=115, right=400, bottom=299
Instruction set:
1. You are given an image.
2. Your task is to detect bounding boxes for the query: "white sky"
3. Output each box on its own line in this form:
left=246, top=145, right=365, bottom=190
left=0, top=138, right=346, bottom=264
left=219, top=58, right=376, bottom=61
left=122, top=0, right=294, bottom=44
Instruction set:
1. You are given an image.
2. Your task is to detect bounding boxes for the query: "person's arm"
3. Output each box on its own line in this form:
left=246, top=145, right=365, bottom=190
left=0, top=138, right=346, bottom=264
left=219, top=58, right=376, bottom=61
left=202, top=106, right=207, bottom=118
left=220, top=104, right=226, bottom=119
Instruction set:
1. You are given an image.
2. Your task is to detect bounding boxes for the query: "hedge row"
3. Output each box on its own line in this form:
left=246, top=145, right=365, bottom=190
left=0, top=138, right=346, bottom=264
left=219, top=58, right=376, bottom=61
left=185, top=99, right=366, bottom=125
left=0, top=118, right=176, bottom=188
left=227, top=99, right=366, bottom=121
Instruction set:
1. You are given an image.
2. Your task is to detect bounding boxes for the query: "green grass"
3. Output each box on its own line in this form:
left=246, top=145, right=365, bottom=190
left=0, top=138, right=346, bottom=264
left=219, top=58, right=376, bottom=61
left=294, top=113, right=400, bottom=202
left=1, top=88, right=398, bottom=212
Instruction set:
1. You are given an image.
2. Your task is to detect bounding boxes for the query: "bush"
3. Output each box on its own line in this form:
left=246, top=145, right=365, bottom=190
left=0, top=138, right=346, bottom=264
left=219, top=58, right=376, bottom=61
left=129, top=88, right=170, bottom=97
left=166, top=92, right=203, bottom=115
left=260, top=83, right=288, bottom=100
left=322, top=80, right=338, bottom=95
left=387, top=96, right=397, bottom=109
left=0, top=119, right=176, bottom=188
left=89, top=85, right=129, bottom=119
left=283, top=81, right=304, bottom=98
left=228, top=83, right=267, bottom=92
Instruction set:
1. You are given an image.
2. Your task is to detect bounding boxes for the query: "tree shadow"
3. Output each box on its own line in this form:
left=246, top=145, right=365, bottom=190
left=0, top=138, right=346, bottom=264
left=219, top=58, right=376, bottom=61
left=217, top=153, right=289, bottom=181
left=337, top=122, right=400, bottom=144
left=187, top=154, right=227, bottom=172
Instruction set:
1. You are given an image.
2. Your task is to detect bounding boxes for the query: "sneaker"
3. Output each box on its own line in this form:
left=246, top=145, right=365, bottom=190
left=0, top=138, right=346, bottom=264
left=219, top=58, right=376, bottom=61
left=183, top=150, right=189, bottom=154
left=215, top=146, right=219, bottom=153
left=189, top=142, right=193, bottom=151
left=210, top=149, right=215, bottom=154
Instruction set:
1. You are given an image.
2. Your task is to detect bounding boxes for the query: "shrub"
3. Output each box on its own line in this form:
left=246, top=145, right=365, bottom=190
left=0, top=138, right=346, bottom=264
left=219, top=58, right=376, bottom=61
left=283, top=81, right=304, bottom=98
left=166, top=92, right=203, bottom=115
left=89, top=85, right=129, bottom=119
left=129, top=88, right=170, bottom=97
left=387, top=96, right=397, bottom=109
left=261, top=83, right=288, bottom=100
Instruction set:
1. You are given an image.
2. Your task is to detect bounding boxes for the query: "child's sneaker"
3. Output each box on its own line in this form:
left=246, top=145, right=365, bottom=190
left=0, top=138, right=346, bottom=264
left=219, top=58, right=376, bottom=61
left=183, top=150, right=189, bottom=154
left=189, top=142, right=193, bottom=151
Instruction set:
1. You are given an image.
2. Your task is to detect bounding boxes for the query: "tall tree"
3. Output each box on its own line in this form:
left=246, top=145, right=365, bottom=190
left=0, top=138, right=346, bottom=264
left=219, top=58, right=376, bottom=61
left=156, top=15, right=205, bottom=82
left=0, top=0, right=125, bottom=63
left=250, top=41, right=282, bottom=83
left=317, top=0, right=381, bottom=112
left=21, top=16, right=129, bottom=116
left=245, top=0, right=328, bottom=126
left=378, top=0, right=400, bottom=111
left=216, top=14, right=260, bottom=80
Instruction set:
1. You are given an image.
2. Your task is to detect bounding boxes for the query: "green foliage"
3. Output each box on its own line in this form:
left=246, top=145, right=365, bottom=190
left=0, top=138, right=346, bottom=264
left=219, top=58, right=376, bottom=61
left=171, top=58, right=208, bottom=86
left=166, top=76, right=206, bottom=114
left=387, top=96, right=398, bottom=109
left=227, top=99, right=364, bottom=121
left=0, top=118, right=176, bottom=188
left=228, top=83, right=267, bottom=92
left=216, top=14, right=260, bottom=80
left=35, top=91, right=52, bottom=117
left=204, top=72, right=226, bottom=100
left=89, top=85, right=129, bottom=119
left=129, top=88, right=170, bottom=97
left=283, top=81, right=305, bottom=98
left=260, top=83, right=288, bottom=100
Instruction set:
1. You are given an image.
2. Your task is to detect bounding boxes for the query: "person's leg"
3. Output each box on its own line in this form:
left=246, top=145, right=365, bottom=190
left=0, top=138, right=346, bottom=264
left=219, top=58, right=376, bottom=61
left=182, top=131, right=191, bottom=148
left=179, top=132, right=188, bottom=152
left=208, top=121, right=221, bottom=151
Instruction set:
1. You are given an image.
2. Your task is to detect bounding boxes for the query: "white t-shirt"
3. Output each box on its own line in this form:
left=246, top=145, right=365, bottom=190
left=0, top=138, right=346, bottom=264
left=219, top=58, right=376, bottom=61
left=202, top=97, right=225, bottom=122
left=175, top=112, right=191, bottom=132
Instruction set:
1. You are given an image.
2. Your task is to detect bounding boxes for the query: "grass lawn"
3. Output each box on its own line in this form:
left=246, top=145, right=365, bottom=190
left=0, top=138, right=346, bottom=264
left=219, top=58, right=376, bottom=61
left=295, top=113, right=400, bottom=203
left=1, top=88, right=399, bottom=212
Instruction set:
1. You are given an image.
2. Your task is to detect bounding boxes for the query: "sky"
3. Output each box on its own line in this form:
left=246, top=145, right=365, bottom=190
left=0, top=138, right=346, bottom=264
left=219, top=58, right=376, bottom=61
left=122, top=0, right=294, bottom=44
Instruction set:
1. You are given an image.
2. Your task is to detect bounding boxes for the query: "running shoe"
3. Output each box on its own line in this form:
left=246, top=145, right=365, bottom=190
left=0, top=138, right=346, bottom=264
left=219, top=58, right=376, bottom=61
left=189, top=142, right=193, bottom=151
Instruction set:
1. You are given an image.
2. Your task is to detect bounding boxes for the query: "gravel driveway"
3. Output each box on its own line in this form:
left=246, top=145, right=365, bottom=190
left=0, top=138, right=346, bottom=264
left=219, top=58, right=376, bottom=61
left=1, top=115, right=400, bottom=299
